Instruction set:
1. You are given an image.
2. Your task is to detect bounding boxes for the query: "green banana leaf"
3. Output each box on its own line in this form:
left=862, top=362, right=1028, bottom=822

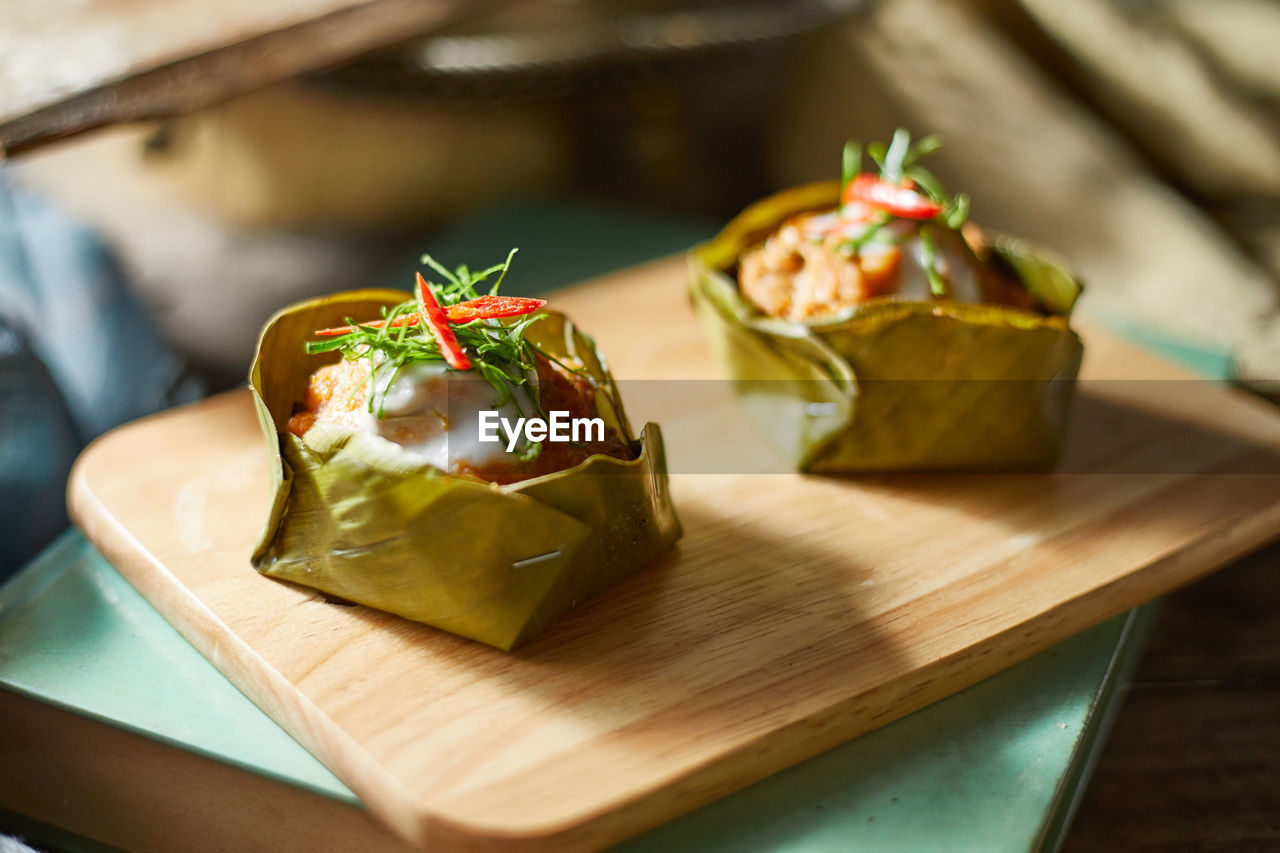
left=249, top=290, right=681, bottom=650
left=689, top=182, right=1085, bottom=472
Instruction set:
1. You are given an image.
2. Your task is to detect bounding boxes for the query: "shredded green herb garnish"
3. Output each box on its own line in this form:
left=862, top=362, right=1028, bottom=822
left=918, top=226, right=948, bottom=297
left=837, top=211, right=893, bottom=256
left=304, top=249, right=547, bottom=446
left=840, top=140, right=862, bottom=198
left=848, top=129, right=970, bottom=230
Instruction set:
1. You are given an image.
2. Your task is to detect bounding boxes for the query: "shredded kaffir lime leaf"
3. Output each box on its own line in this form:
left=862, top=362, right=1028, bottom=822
left=844, top=129, right=970, bottom=230
left=918, top=226, right=948, bottom=297
left=836, top=211, right=893, bottom=257
left=838, top=129, right=972, bottom=292
left=304, top=249, right=546, bottom=428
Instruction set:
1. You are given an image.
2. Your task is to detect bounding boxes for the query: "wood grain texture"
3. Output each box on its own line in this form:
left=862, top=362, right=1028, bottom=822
left=0, top=0, right=493, bottom=156
left=67, top=258, right=1280, bottom=850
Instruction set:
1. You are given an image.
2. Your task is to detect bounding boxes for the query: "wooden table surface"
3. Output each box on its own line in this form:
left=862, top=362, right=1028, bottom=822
left=1065, top=539, right=1280, bottom=851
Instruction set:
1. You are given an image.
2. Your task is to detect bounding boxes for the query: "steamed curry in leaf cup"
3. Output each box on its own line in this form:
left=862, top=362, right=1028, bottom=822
left=250, top=251, right=681, bottom=651
left=689, top=130, right=1084, bottom=473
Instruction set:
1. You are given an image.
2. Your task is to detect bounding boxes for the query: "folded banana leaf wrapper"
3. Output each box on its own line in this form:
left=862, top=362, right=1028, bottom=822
left=250, top=290, right=681, bottom=650
left=689, top=182, right=1085, bottom=473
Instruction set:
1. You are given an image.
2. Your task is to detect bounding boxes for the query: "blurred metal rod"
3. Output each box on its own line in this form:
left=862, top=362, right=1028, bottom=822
left=0, top=0, right=499, bottom=157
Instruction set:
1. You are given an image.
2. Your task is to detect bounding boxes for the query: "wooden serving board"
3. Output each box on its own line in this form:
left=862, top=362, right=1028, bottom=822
left=69, top=258, right=1280, bottom=851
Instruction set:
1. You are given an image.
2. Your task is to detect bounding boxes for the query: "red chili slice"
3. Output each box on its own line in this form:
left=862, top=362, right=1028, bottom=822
left=314, top=315, right=419, bottom=337
left=314, top=295, right=546, bottom=337
left=842, top=173, right=942, bottom=220
left=445, top=295, right=547, bottom=323
left=415, top=272, right=471, bottom=370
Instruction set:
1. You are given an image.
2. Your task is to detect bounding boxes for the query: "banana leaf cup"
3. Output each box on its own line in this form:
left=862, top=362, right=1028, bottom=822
left=689, top=180, right=1085, bottom=473
left=249, top=289, right=681, bottom=650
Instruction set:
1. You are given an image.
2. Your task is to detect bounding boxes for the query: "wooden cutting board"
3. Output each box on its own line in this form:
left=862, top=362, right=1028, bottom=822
left=68, top=257, right=1280, bottom=851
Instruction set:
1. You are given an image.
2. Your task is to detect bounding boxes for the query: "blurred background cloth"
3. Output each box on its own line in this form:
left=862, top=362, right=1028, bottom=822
left=0, top=175, right=202, bottom=575
left=3, top=0, right=1279, bottom=570
left=11, top=0, right=1280, bottom=391
left=776, top=0, right=1280, bottom=395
